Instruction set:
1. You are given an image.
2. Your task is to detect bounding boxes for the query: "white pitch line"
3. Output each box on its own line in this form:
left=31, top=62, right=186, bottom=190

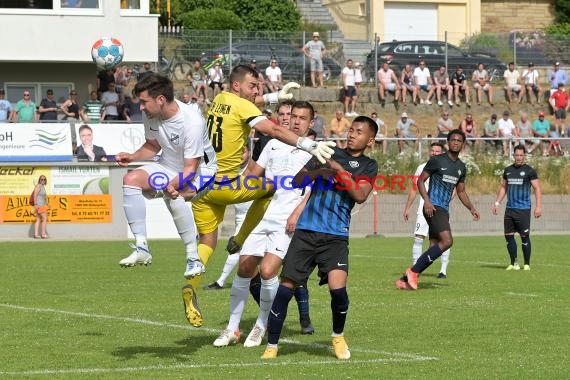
left=504, top=292, right=539, bottom=297
left=0, top=303, right=438, bottom=361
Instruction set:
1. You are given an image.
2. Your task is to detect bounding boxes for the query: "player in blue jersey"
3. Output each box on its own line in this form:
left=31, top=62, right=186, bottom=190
left=396, top=129, right=480, bottom=290
left=261, top=116, right=379, bottom=360
left=491, top=144, right=542, bottom=271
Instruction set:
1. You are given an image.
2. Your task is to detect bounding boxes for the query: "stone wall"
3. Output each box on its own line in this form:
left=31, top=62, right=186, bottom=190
left=481, top=0, right=555, bottom=33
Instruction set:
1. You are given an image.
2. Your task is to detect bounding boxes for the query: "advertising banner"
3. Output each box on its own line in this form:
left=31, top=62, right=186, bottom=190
left=0, top=124, right=73, bottom=161
left=73, top=123, right=145, bottom=162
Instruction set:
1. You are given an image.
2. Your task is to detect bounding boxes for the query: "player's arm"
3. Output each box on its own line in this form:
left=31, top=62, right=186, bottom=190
left=286, top=189, right=311, bottom=234
left=291, top=163, right=335, bottom=189
left=492, top=179, right=507, bottom=215
left=167, top=156, right=200, bottom=194
left=531, top=178, right=542, bottom=218
left=115, top=138, right=161, bottom=167
left=403, top=184, right=417, bottom=222
left=327, top=159, right=373, bottom=204
left=416, top=171, right=434, bottom=216
left=242, top=159, right=265, bottom=178
left=456, top=182, right=480, bottom=220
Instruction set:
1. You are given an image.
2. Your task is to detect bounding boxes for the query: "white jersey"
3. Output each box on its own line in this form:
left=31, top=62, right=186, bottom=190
left=414, top=162, right=429, bottom=215
left=253, top=138, right=312, bottom=232
left=144, top=99, right=217, bottom=174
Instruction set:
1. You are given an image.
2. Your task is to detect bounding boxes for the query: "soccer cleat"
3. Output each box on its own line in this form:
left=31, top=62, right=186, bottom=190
left=513, top=263, right=521, bottom=271
left=332, top=336, right=351, bottom=360
left=182, top=284, right=203, bottom=327
left=183, top=259, right=205, bottom=279
left=395, top=279, right=412, bottom=290
left=405, top=267, right=419, bottom=290
left=437, top=272, right=447, bottom=279
left=300, top=315, right=315, bottom=335
left=244, top=324, right=266, bottom=347
left=523, top=265, right=531, bottom=271
left=204, top=281, right=224, bottom=290
left=213, top=329, right=240, bottom=347
left=261, top=346, right=278, bottom=359
left=119, top=243, right=152, bottom=267
left=226, top=236, right=242, bottom=255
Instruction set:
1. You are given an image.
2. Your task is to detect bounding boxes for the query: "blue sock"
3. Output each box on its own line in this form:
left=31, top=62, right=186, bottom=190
left=330, top=288, right=349, bottom=335
left=267, top=285, right=294, bottom=345
left=294, top=285, right=310, bottom=318
left=505, top=235, right=518, bottom=265
left=249, top=272, right=261, bottom=306
left=521, top=235, right=531, bottom=265
left=412, top=244, right=443, bottom=274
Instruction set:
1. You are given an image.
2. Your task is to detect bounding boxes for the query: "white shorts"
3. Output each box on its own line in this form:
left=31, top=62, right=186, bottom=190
left=240, top=230, right=292, bottom=259
left=139, top=161, right=216, bottom=198
left=505, top=84, right=522, bottom=92
left=382, top=82, right=397, bottom=92
left=414, top=212, right=429, bottom=237
left=473, top=83, right=490, bottom=91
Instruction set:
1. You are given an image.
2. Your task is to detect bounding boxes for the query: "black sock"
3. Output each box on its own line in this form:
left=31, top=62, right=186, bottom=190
left=249, top=272, right=261, bottom=306
left=294, top=285, right=310, bottom=319
left=412, top=244, right=443, bottom=274
left=267, top=285, right=294, bottom=345
left=521, top=235, right=531, bottom=265
left=330, top=288, right=349, bottom=335
left=505, top=235, right=518, bottom=264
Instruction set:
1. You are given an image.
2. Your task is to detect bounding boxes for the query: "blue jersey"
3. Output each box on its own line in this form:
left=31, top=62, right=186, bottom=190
left=503, top=164, right=538, bottom=209
left=423, top=153, right=466, bottom=211
left=296, top=147, right=378, bottom=236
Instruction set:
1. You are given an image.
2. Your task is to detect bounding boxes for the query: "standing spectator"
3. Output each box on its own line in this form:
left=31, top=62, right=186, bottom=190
left=492, top=145, right=542, bottom=271
left=498, top=110, right=518, bottom=156
left=265, top=59, right=283, bottom=92
left=529, top=111, right=550, bottom=155
left=433, top=65, right=454, bottom=107
left=97, top=68, right=115, bottom=95
left=137, top=62, right=154, bottom=82
left=547, top=62, right=568, bottom=96
left=61, top=90, right=80, bottom=120
left=451, top=66, right=471, bottom=106
left=181, top=93, right=191, bottom=104
left=354, top=62, right=363, bottom=90
left=38, top=89, right=58, bottom=121
left=400, top=64, right=416, bottom=105
left=80, top=90, right=103, bottom=123
left=0, top=89, right=13, bottom=122
left=503, top=62, right=522, bottom=104
left=10, top=90, right=38, bottom=122
left=437, top=110, right=454, bottom=143
left=482, top=113, right=501, bottom=151
left=252, top=102, right=293, bottom=161
left=371, top=111, right=388, bottom=154
left=32, top=175, right=50, bottom=239
left=342, top=59, right=358, bottom=116
left=520, top=62, right=541, bottom=105
left=311, top=109, right=328, bottom=139
left=396, top=112, right=420, bottom=153
left=472, top=63, right=494, bottom=106
left=101, top=83, right=120, bottom=120
left=187, top=59, right=208, bottom=101
left=74, top=124, right=108, bottom=162
left=459, top=113, right=479, bottom=151
left=377, top=61, right=400, bottom=108
left=207, top=62, right=225, bottom=99
left=413, top=60, right=434, bottom=105
left=517, top=112, right=533, bottom=149
left=249, top=59, right=266, bottom=95
left=123, top=91, right=143, bottom=122
left=303, top=31, right=326, bottom=88
left=549, top=82, right=569, bottom=136
left=330, top=109, right=351, bottom=148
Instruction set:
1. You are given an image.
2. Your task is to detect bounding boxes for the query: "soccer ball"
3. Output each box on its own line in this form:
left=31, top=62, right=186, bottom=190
left=91, top=37, right=124, bottom=70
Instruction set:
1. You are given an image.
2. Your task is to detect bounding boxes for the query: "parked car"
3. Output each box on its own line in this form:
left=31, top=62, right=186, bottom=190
left=204, top=40, right=342, bottom=84
left=366, top=40, right=507, bottom=80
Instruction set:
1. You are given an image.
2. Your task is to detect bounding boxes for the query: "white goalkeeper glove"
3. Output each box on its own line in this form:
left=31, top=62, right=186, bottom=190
left=297, top=137, right=335, bottom=164
left=263, top=82, right=300, bottom=105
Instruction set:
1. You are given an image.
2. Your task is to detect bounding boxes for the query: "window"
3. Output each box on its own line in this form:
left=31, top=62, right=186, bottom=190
left=446, top=45, right=465, bottom=57
left=61, top=0, right=99, bottom=8
left=121, top=0, right=140, bottom=9
left=0, top=0, right=99, bottom=9
left=5, top=83, right=74, bottom=107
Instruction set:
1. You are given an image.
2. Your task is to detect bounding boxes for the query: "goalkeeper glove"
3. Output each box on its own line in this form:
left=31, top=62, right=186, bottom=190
left=297, top=137, right=335, bottom=164
left=263, top=82, right=300, bottom=105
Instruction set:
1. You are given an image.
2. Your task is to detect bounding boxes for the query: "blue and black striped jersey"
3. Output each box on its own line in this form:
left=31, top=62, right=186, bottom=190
left=423, top=153, right=466, bottom=211
left=503, top=164, right=538, bottom=209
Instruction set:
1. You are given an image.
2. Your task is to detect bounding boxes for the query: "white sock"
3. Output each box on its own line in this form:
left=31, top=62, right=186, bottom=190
left=412, top=237, right=424, bottom=265
left=256, top=276, right=279, bottom=329
left=227, top=275, right=251, bottom=332
left=163, top=196, right=199, bottom=262
left=440, top=249, right=450, bottom=274
left=123, top=185, right=147, bottom=246
left=216, top=254, right=239, bottom=287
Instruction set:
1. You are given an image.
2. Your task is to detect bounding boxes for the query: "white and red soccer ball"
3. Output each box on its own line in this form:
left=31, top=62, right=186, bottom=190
left=91, top=37, right=124, bottom=69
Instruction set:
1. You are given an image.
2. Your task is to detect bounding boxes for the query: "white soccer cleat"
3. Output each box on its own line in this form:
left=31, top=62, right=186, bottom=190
left=244, top=324, right=266, bottom=347
left=213, top=329, right=240, bottom=347
left=119, top=244, right=152, bottom=267
left=184, top=259, right=206, bottom=279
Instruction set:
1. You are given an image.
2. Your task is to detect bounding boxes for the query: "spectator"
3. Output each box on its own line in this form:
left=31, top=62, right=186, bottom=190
left=459, top=113, right=479, bottom=151
left=377, top=61, right=400, bottom=108
left=74, top=124, right=108, bottom=162
left=262, top=109, right=278, bottom=125
left=354, top=62, right=363, bottom=90
left=549, top=82, right=569, bottom=136
left=10, top=90, right=38, bottom=122
left=137, top=62, right=154, bottom=81
left=529, top=111, right=550, bottom=155
left=265, top=59, right=283, bottom=92
left=503, top=62, right=522, bottom=104
left=249, top=59, right=266, bottom=95
left=101, top=83, right=120, bottom=120
left=433, top=65, right=454, bottom=106
left=400, top=64, right=416, bottom=105
left=187, top=59, right=208, bottom=101
left=482, top=113, right=501, bottom=152
left=516, top=112, right=533, bottom=149
left=123, top=91, right=143, bottom=122
left=97, top=68, right=115, bottom=95
left=186, top=94, right=203, bottom=115
left=436, top=110, right=454, bottom=144
left=472, top=63, right=494, bottom=106
left=342, top=59, right=359, bottom=116
left=548, top=124, right=564, bottom=156
left=520, top=62, right=541, bottom=105
left=114, top=65, right=130, bottom=100
left=38, top=89, right=58, bottom=121
left=311, top=110, right=328, bottom=139
left=396, top=112, right=420, bottom=153
left=0, top=89, right=13, bottom=122
left=80, top=90, right=103, bottom=123
left=181, top=93, right=191, bottom=104
left=371, top=111, right=388, bottom=154
left=330, top=109, right=351, bottom=148
left=451, top=66, right=471, bottom=106
left=303, top=31, right=326, bottom=88
left=61, top=90, right=80, bottom=120
left=207, top=62, right=225, bottom=99
left=547, top=62, right=568, bottom=96
left=413, top=60, right=434, bottom=105
left=498, top=110, right=518, bottom=156
left=32, top=175, right=50, bottom=239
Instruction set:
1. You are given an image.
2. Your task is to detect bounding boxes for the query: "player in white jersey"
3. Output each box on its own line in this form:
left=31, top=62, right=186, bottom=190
left=403, top=142, right=451, bottom=278
left=115, top=73, right=217, bottom=279
left=213, top=101, right=315, bottom=348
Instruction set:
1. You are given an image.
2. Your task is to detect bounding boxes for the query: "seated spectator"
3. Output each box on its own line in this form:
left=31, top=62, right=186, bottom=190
left=530, top=111, right=550, bottom=155
left=436, top=111, right=454, bottom=145
left=498, top=110, right=518, bottom=156
left=433, top=65, right=454, bottom=106
left=400, top=64, right=416, bottom=105
left=482, top=113, right=501, bottom=151
left=265, top=59, right=283, bottom=92
left=459, top=113, right=479, bottom=151
left=472, top=63, right=494, bottom=106
left=413, top=60, right=434, bottom=105
left=187, top=59, right=208, bottom=101
left=548, top=124, right=564, bottom=156
left=451, top=66, right=470, bottom=106
left=207, top=62, right=225, bottom=99
left=396, top=112, right=420, bottom=153
left=516, top=112, right=533, bottom=149
left=377, top=61, right=400, bottom=107
left=311, top=110, right=328, bottom=140
left=371, top=112, right=388, bottom=154
left=520, top=62, right=541, bottom=104
left=503, top=62, right=522, bottom=104
left=330, top=109, right=351, bottom=148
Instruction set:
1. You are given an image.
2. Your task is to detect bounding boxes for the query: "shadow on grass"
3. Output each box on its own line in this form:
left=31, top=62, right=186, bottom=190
left=278, top=339, right=334, bottom=359
left=112, top=334, right=215, bottom=360
left=479, top=264, right=507, bottom=270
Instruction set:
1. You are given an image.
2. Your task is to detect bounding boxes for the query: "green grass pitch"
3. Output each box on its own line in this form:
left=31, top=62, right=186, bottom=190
left=1, top=236, right=569, bottom=379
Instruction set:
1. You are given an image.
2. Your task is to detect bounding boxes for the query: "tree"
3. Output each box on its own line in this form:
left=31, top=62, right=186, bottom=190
left=553, top=0, right=570, bottom=24
left=177, top=8, right=244, bottom=30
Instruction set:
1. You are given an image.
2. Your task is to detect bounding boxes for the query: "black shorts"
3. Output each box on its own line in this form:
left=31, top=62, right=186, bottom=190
left=281, top=229, right=349, bottom=286
left=423, top=207, right=451, bottom=239
left=209, top=81, right=223, bottom=90
left=555, top=108, right=567, bottom=120
left=504, top=208, right=531, bottom=235
left=344, top=86, right=357, bottom=98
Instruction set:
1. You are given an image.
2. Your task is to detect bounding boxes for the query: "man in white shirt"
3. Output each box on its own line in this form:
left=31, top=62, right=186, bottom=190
left=472, top=63, right=494, bottom=106
left=503, top=62, right=521, bottom=104
left=520, top=62, right=542, bottom=104
left=265, top=59, right=283, bottom=92
left=342, top=59, right=358, bottom=116
left=207, top=62, right=225, bottom=98
left=498, top=110, right=518, bottom=156
left=413, top=61, right=434, bottom=105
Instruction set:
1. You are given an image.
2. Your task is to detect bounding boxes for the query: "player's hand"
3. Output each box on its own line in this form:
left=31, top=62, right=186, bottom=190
left=423, top=200, right=436, bottom=218
left=115, top=152, right=132, bottom=167
left=534, top=206, right=542, bottom=218
left=164, top=184, right=179, bottom=199
left=491, top=204, right=499, bottom=215
left=278, top=82, right=300, bottom=101
left=471, top=207, right=481, bottom=221
left=403, top=209, right=410, bottom=222
left=325, top=158, right=343, bottom=173
left=286, top=213, right=299, bottom=234
left=310, top=141, right=336, bottom=164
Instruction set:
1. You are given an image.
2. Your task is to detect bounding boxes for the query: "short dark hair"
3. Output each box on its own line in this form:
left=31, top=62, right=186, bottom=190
left=353, top=115, right=378, bottom=136
left=447, top=129, right=466, bottom=142
left=430, top=141, right=445, bottom=150
left=134, top=73, right=174, bottom=102
left=513, top=144, right=526, bottom=154
left=292, top=100, right=315, bottom=120
left=78, top=125, right=93, bottom=134
left=307, top=128, right=317, bottom=139
left=230, top=65, right=258, bottom=84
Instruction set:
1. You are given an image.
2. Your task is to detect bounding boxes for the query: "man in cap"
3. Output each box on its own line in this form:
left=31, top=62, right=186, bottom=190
left=396, top=111, right=420, bottom=153
left=547, top=62, right=568, bottom=97
left=303, top=32, right=327, bottom=88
